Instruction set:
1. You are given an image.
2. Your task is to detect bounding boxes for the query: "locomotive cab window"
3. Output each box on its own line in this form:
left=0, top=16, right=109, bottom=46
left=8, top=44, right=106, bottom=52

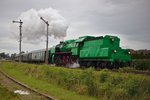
left=79, top=42, right=83, bottom=47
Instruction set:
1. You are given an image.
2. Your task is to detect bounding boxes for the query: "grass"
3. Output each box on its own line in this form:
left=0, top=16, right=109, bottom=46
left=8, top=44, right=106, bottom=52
left=0, top=62, right=96, bottom=100
left=0, top=61, right=150, bottom=100
left=0, top=84, right=19, bottom=100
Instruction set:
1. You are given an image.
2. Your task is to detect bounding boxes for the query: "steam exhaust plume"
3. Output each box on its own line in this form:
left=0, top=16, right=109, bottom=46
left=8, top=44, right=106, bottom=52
left=11, top=7, right=68, bottom=43
left=67, top=63, right=80, bottom=68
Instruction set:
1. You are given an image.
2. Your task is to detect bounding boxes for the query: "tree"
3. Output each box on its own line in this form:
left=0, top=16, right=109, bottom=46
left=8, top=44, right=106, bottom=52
left=0, top=52, right=6, bottom=58
left=11, top=53, right=16, bottom=59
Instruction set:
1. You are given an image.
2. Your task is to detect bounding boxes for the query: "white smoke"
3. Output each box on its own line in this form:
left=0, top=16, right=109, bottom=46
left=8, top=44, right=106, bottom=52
left=67, top=63, right=80, bottom=68
left=11, top=8, right=68, bottom=43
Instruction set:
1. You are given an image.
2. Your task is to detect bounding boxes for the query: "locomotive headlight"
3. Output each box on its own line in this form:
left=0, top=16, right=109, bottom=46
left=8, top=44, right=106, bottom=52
left=114, top=50, right=117, bottom=53
left=111, top=38, right=114, bottom=42
left=128, top=51, right=131, bottom=54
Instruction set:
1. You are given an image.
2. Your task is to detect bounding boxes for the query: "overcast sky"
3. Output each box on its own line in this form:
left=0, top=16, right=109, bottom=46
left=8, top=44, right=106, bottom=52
left=0, top=0, right=150, bottom=54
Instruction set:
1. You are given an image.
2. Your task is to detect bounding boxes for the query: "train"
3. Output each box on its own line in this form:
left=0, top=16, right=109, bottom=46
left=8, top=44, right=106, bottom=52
left=14, top=35, right=131, bottom=68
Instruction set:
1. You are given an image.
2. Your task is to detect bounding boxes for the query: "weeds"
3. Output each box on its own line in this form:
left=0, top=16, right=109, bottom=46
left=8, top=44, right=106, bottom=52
left=0, top=62, right=150, bottom=100
left=0, top=84, right=19, bottom=100
left=132, top=60, right=150, bottom=71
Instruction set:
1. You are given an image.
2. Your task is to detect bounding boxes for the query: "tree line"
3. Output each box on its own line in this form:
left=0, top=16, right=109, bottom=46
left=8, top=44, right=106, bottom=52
left=131, top=53, right=150, bottom=59
left=0, top=52, right=16, bottom=60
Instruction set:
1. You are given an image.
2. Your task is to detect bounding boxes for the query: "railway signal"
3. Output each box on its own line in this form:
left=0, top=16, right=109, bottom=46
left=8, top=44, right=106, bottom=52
left=12, top=20, right=23, bottom=63
left=40, top=17, right=49, bottom=64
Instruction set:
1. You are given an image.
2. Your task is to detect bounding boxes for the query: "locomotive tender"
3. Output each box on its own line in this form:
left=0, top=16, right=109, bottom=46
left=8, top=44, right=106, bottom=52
left=15, top=35, right=131, bottom=68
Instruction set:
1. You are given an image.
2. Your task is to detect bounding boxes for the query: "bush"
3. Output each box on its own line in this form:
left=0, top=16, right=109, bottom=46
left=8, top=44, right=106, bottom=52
left=1, top=62, right=150, bottom=100
left=132, top=60, right=150, bottom=71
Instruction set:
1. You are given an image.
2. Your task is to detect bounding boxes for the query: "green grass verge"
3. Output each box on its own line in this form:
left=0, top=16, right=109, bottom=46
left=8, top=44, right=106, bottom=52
left=0, top=62, right=96, bottom=100
left=0, top=62, right=150, bottom=100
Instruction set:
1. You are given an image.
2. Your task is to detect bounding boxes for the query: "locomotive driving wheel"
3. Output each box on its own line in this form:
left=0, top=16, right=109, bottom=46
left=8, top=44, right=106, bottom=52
left=55, top=55, right=61, bottom=66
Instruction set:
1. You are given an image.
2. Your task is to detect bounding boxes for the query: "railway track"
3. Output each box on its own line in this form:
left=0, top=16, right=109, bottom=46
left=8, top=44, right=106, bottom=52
left=53, top=64, right=150, bottom=76
left=8, top=60, right=150, bottom=76
left=112, top=69, right=150, bottom=76
left=0, top=70, right=55, bottom=100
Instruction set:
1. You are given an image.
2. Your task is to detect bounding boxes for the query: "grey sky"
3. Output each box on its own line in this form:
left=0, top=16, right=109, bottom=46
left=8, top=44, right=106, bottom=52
left=0, top=0, right=150, bottom=54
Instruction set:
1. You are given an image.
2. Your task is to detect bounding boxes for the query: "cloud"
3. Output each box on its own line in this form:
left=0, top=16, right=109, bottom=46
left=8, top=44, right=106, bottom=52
left=0, top=0, right=150, bottom=54
left=10, top=7, right=68, bottom=44
left=64, top=0, right=150, bottom=49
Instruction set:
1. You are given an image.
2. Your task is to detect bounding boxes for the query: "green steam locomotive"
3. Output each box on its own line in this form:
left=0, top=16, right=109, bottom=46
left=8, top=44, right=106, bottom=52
left=15, top=35, right=131, bottom=68
left=49, top=35, right=131, bottom=68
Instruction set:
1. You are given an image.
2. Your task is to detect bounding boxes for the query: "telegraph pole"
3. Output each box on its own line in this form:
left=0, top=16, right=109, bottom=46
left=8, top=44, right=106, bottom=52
left=40, top=17, right=49, bottom=64
left=12, top=20, right=23, bottom=63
